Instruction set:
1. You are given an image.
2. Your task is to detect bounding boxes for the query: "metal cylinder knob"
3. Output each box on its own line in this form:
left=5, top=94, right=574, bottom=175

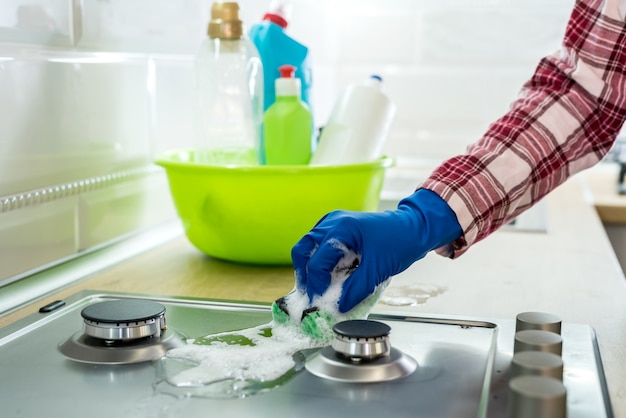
left=511, top=351, right=564, bottom=381
left=515, top=312, right=562, bottom=334
left=514, top=330, right=563, bottom=355
left=507, top=375, right=567, bottom=418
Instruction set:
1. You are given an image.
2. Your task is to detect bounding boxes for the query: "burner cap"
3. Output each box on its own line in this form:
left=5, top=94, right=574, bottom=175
left=333, top=320, right=391, bottom=339
left=81, top=299, right=165, bottom=323
left=332, top=320, right=391, bottom=362
left=80, top=299, right=167, bottom=342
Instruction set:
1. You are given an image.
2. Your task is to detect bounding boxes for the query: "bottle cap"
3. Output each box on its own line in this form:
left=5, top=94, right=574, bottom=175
left=263, top=13, right=288, bottom=28
left=208, top=2, right=244, bottom=39
left=263, top=0, right=292, bottom=28
left=279, top=65, right=295, bottom=78
left=364, top=74, right=384, bottom=89
left=275, top=64, right=301, bottom=98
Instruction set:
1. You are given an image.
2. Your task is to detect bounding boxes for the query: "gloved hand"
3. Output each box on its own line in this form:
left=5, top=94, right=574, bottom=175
left=292, top=188, right=462, bottom=313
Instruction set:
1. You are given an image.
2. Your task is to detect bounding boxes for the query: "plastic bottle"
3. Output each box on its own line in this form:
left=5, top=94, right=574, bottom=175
left=310, top=75, right=396, bottom=166
left=263, top=64, right=313, bottom=165
left=193, top=2, right=263, bottom=165
left=249, top=0, right=312, bottom=111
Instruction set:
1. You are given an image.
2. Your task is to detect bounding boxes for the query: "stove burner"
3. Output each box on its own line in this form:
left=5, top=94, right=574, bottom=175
left=306, top=319, right=418, bottom=383
left=81, top=299, right=167, bottom=342
left=332, top=319, right=391, bottom=362
left=58, top=299, right=183, bottom=364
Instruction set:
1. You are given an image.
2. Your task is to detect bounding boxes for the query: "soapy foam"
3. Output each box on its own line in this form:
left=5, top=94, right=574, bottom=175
left=164, top=244, right=388, bottom=397
left=166, top=322, right=320, bottom=387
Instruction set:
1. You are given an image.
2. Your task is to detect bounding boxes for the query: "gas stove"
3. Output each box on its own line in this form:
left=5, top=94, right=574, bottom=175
left=58, top=299, right=183, bottom=364
left=0, top=291, right=612, bottom=418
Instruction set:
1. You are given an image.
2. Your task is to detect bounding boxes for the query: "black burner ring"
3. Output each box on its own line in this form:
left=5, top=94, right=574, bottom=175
left=81, top=300, right=166, bottom=323
left=333, top=319, right=391, bottom=339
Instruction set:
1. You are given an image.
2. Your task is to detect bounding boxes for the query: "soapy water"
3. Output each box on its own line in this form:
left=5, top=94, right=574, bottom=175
left=155, top=244, right=388, bottom=400
left=155, top=321, right=322, bottom=399
left=379, top=284, right=447, bottom=306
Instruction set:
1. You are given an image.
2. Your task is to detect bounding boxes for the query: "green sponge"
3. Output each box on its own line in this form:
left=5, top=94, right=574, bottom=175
left=271, top=280, right=391, bottom=342
left=272, top=298, right=336, bottom=342
left=300, top=308, right=335, bottom=343
left=271, top=300, right=291, bottom=325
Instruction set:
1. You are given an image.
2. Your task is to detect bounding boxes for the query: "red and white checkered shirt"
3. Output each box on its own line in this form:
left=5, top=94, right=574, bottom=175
left=421, top=0, right=626, bottom=258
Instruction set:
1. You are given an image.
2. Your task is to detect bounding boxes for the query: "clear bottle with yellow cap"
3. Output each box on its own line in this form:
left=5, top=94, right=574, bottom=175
left=194, top=2, right=264, bottom=165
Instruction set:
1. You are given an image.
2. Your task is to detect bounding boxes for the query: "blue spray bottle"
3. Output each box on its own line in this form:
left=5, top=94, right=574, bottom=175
left=249, top=0, right=312, bottom=112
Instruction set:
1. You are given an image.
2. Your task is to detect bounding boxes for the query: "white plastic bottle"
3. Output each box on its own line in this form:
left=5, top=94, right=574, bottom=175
left=193, top=2, right=263, bottom=165
left=310, top=75, right=395, bottom=165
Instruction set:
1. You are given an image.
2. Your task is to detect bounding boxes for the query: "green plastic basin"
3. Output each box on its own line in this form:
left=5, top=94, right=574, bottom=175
left=156, top=150, right=394, bottom=265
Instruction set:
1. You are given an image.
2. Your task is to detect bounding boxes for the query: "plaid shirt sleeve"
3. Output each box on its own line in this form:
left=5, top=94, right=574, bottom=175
left=420, top=0, right=626, bottom=258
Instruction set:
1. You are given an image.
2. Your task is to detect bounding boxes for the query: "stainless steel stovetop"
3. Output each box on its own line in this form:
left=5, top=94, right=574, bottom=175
left=0, top=291, right=612, bottom=418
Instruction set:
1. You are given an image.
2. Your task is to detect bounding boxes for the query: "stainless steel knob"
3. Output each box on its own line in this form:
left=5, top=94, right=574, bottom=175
left=507, top=375, right=567, bottom=418
left=515, top=312, right=561, bottom=334
left=511, top=351, right=564, bottom=380
left=514, top=330, right=563, bottom=355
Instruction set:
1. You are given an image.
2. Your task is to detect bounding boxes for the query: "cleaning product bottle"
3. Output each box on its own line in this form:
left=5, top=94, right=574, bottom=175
left=263, top=64, right=313, bottom=165
left=249, top=0, right=312, bottom=111
left=193, top=2, right=263, bottom=165
left=310, top=75, right=396, bottom=165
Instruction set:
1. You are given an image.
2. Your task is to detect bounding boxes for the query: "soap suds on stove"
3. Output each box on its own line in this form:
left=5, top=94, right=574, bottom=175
left=162, top=245, right=388, bottom=399
left=165, top=321, right=321, bottom=390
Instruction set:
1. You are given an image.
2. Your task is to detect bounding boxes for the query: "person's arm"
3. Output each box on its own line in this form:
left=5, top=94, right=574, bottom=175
left=422, top=0, right=626, bottom=258
left=290, top=0, right=626, bottom=314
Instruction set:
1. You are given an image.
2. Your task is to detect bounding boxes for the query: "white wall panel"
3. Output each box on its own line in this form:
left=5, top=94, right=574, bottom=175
left=0, top=198, right=76, bottom=283
left=0, top=45, right=151, bottom=196
left=78, top=0, right=207, bottom=53
left=0, top=0, right=72, bottom=45
left=77, top=172, right=175, bottom=250
left=152, top=55, right=195, bottom=153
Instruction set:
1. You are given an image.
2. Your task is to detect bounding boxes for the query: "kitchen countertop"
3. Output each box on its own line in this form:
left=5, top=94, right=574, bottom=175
left=1, top=166, right=626, bottom=416
left=580, top=162, right=626, bottom=224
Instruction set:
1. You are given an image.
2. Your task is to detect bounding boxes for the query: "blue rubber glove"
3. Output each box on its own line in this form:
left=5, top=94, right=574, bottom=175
left=292, top=189, right=462, bottom=313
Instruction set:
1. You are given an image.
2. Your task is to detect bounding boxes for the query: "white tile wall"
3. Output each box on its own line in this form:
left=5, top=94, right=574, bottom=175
left=276, top=0, right=575, bottom=165
left=77, top=174, right=173, bottom=250
left=152, top=55, right=196, bottom=153
left=0, top=0, right=577, bottom=283
left=0, top=198, right=76, bottom=282
left=0, top=44, right=152, bottom=195
left=78, top=0, right=207, bottom=53
left=0, top=0, right=72, bottom=46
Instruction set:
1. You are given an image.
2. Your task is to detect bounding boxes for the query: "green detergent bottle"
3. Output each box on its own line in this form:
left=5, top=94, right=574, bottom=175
left=263, top=64, right=313, bottom=165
